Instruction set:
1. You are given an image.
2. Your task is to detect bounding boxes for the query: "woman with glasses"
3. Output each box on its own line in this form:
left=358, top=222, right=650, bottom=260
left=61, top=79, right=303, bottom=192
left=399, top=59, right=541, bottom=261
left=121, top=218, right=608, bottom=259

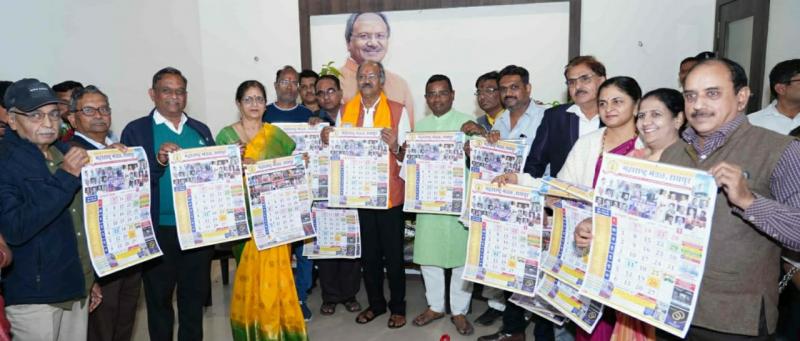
left=225, top=80, right=306, bottom=340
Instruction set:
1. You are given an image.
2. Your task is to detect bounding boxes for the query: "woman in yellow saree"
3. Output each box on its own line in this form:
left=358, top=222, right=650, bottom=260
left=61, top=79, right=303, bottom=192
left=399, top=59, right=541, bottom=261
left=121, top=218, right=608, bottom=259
left=229, top=108, right=308, bottom=341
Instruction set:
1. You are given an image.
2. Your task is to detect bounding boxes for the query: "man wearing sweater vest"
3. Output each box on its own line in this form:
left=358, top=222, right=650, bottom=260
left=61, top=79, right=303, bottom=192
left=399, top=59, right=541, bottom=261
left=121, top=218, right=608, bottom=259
left=322, top=60, right=411, bottom=329
left=660, top=58, right=800, bottom=339
left=121, top=67, right=215, bottom=341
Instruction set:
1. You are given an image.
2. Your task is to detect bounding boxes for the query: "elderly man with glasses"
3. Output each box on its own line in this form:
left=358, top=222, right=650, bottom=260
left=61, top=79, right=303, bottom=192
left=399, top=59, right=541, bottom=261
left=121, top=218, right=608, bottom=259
left=0, top=78, right=97, bottom=340
left=66, top=85, right=141, bottom=341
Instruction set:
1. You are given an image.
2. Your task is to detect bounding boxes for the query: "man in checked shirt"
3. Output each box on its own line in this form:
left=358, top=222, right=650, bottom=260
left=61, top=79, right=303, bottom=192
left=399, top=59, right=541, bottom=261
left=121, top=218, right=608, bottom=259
left=659, top=57, right=800, bottom=340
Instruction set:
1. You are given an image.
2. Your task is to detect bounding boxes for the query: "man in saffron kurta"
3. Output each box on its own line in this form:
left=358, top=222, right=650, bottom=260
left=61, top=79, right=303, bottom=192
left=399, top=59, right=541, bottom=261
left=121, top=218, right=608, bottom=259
left=323, top=61, right=411, bottom=329
left=410, top=75, right=475, bottom=335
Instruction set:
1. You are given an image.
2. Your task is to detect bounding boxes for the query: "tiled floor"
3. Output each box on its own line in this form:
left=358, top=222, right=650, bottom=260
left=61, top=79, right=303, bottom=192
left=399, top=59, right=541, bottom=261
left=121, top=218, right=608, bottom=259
left=130, top=261, right=535, bottom=340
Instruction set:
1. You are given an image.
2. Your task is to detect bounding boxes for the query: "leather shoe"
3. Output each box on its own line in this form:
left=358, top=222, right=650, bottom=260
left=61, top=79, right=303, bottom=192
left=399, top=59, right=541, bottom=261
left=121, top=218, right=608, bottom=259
left=475, top=307, right=503, bottom=326
left=476, top=331, right=525, bottom=341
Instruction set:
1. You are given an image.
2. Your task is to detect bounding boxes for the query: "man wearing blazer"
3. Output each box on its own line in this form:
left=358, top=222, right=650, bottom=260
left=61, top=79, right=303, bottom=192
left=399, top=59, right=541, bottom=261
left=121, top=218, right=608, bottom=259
left=523, top=56, right=607, bottom=178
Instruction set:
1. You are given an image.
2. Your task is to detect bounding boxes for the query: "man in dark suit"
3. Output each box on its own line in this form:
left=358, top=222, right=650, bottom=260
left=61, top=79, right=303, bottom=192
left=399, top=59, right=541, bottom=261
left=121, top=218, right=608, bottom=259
left=479, top=56, right=607, bottom=341
left=121, top=67, right=216, bottom=341
left=67, top=85, right=141, bottom=341
left=523, top=55, right=607, bottom=178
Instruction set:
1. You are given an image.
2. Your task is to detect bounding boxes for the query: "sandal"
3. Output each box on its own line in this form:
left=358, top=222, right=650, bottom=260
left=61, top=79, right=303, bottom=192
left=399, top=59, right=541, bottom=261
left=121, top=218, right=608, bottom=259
left=388, top=314, right=406, bottom=329
left=343, top=298, right=362, bottom=313
left=412, top=309, right=445, bottom=327
left=355, top=309, right=383, bottom=324
left=451, top=315, right=474, bottom=335
left=320, top=302, right=336, bottom=316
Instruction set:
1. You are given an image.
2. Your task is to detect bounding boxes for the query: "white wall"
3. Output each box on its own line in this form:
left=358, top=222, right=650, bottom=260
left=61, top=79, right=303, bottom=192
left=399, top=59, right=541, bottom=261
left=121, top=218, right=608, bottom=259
left=581, top=0, right=716, bottom=93
left=0, top=0, right=300, bottom=136
left=762, top=0, right=800, bottom=105
left=1, top=0, right=718, bottom=135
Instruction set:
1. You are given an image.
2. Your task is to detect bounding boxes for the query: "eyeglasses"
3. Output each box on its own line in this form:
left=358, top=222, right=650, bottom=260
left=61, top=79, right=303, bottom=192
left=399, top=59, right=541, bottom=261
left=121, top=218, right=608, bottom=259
left=10, top=109, right=63, bottom=123
left=157, top=87, right=187, bottom=97
left=77, top=106, right=112, bottom=116
left=277, top=79, right=299, bottom=88
left=241, top=96, right=266, bottom=105
left=786, top=78, right=800, bottom=85
left=475, top=88, right=498, bottom=96
left=357, top=73, right=380, bottom=81
left=351, top=32, right=388, bottom=42
left=425, top=90, right=452, bottom=98
left=683, top=88, right=723, bottom=104
left=316, top=88, right=339, bottom=97
left=565, top=74, right=596, bottom=86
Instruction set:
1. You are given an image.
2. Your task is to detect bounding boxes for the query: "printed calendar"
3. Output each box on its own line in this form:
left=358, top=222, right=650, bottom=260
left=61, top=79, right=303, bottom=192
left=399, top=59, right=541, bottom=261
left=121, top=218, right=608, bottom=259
left=509, top=293, right=567, bottom=326
left=82, top=147, right=162, bottom=277
left=541, top=199, right=593, bottom=288
left=463, top=179, right=544, bottom=297
left=169, top=145, right=250, bottom=250
left=245, top=154, right=315, bottom=250
left=581, top=153, right=716, bottom=338
left=403, top=132, right=466, bottom=215
left=302, top=201, right=361, bottom=259
left=327, top=127, right=390, bottom=209
left=273, top=122, right=330, bottom=200
left=460, top=138, right=525, bottom=222
left=537, top=273, right=604, bottom=333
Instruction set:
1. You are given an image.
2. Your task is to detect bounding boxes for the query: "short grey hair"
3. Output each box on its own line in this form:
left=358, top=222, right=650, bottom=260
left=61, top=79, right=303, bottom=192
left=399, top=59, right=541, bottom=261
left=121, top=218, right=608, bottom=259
left=356, top=61, right=386, bottom=84
left=69, top=85, right=109, bottom=112
left=345, top=12, right=391, bottom=43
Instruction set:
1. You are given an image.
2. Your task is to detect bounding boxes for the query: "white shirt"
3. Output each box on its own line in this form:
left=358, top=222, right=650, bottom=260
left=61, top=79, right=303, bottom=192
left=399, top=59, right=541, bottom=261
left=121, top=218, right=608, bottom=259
left=748, top=100, right=800, bottom=135
left=152, top=109, right=188, bottom=134
left=73, top=131, right=114, bottom=149
left=492, top=100, right=547, bottom=156
left=567, top=104, right=602, bottom=137
left=356, top=97, right=411, bottom=145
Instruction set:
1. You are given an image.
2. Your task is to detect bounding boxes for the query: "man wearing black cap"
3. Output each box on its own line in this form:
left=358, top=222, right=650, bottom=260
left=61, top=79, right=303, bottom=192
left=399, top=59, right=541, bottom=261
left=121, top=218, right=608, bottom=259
left=0, top=78, right=99, bottom=340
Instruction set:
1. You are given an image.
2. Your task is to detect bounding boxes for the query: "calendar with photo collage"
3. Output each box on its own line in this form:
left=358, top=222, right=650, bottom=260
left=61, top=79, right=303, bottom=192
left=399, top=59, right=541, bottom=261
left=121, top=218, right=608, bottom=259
left=326, top=127, right=390, bottom=209
left=460, top=138, right=525, bottom=223
left=273, top=122, right=330, bottom=200
left=169, top=145, right=250, bottom=250
left=302, top=201, right=361, bottom=259
left=536, top=272, right=604, bottom=333
left=581, top=153, right=716, bottom=338
left=82, top=147, right=162, bottom=277
left=462, top=179, right=544, bottom=297
left=402, top=131, right=466, bottom=215
left=245, top=154, right=315, bottom=250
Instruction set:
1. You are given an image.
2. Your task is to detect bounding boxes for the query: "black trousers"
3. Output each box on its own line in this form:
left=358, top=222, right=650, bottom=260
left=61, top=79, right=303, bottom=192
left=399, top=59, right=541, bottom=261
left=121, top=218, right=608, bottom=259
left=317, top=258, right=361, bottom=303
left=501, top=290, right=554, bottom=340
left=142, top=226, right=213, bottom=341
left=88, top=268, right=142, bottom=341
left=358, top=205, right=406, bottom=315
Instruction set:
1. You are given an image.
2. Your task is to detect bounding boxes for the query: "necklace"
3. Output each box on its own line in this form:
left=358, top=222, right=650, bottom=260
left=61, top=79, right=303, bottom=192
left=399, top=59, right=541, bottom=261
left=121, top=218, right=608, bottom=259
left=600, top=127, right=638, bottom=157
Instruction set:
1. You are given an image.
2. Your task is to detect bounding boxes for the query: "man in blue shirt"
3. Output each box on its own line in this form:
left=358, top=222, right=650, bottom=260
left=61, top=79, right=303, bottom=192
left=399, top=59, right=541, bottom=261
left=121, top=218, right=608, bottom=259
left=490, top=65, right=546, bottom=157
left=263, top=66, right=314, bottom=123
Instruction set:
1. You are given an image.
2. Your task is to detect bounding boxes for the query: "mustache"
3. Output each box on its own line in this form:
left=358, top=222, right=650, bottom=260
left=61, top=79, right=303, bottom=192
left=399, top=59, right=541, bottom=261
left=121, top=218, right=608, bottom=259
left=691, top=110, right=713, bottom=118
left=575, top=89, right=588, bottom=96
left=503, top=96, right=517, bottom=101
left=359, top=83, right=373, bottom=89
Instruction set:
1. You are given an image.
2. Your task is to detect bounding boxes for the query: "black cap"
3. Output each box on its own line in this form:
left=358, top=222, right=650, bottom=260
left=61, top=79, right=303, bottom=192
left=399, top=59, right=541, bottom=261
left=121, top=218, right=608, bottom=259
left=3, top=78, right=62, bottom=112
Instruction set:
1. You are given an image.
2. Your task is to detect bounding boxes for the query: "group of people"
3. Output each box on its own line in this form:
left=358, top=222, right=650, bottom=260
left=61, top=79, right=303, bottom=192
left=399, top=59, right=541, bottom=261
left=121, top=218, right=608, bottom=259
left=0, top=10, right=799, bottom=341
